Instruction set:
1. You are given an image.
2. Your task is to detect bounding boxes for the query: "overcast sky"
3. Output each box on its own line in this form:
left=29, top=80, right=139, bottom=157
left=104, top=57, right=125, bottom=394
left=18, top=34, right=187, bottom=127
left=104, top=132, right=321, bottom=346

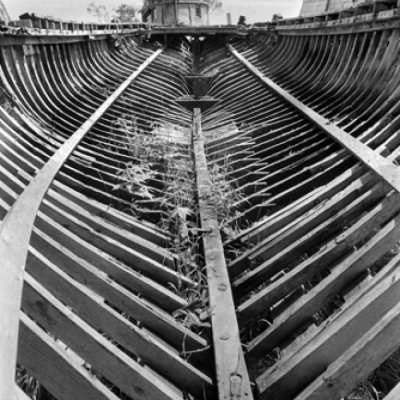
left=3, top=0, right=303, bottom=24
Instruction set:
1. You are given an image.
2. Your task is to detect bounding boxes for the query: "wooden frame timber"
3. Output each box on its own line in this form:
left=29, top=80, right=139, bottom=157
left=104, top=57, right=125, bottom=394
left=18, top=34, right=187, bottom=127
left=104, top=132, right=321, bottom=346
left=193, top=107, right=253, bottom=400
left=3, top=5, right=400, bottom=400
left=0, top=46, right=164, bottom=400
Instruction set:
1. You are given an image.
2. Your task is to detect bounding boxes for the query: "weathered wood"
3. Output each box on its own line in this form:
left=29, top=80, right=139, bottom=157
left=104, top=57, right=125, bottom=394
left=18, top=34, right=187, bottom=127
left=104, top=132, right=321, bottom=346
left=246, top=194, right=400, bottom=355
left=294, top=300, right=400, bottom=400
left=255, top=213, right=400, bottom=400
left=46, top=188, right=173, bottom=265
left=15, top=386, right=31, bottom=400
left=29, top=229, right=209, bottom=356
left=22, top=273, right=182, bottom=400
left=229, top=44, right=400, bottom=194
left=193, top=107, right=253, bottom=400
left=26, top=247, right=214, bottom=398
left=18, top=312, right=121, bottom=400
left=235, top=180, right=385, bottom=294
left=0, top=47, right=163, bottom=400
left=385, top=381, right=400, bottom=400
left=230, top=169, right=378, bottom=275
left=35, top=209, right=187, bottom=294
left=276, top=246, right=400, bottom=367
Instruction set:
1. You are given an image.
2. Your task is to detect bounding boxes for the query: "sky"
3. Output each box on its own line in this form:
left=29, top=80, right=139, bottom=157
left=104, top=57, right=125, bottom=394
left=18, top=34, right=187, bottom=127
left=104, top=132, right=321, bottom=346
left=3, top=0, right=303, bottom=24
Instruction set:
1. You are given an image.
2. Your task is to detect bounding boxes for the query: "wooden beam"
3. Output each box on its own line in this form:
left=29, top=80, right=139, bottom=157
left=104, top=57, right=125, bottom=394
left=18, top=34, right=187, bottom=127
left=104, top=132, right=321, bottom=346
left=15, top=386, right=31, bottom=400
left=0, top=47, right=163, bottom=400
left=26, top=247, right=214, bottom=397
left=228, top=44, right=400, bottom=194
left=294, top=300, right=400, bottom=400
left=18, top=312, right=121, bottom=400
left=254, top=211, right=400, bottom=400
left=385, top=381, right=400, bottom=400
left=193, top=107, right=253, bottom=400
left=29, top=230, right=209, bottom=357
left=22, top=273, right=182, bottom=400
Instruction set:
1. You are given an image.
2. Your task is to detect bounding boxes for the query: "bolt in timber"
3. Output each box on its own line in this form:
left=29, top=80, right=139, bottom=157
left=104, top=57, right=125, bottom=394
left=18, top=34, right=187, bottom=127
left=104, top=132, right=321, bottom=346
left=192, top=107, right=253, bottom=400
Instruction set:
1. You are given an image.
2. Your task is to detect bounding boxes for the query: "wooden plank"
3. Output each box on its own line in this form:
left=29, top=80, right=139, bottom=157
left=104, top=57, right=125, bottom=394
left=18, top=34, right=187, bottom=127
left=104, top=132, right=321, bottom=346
left=228, top=44, right=400, bottom=194
left=235, top=180, right=385, bottom=295
left=229, top=163, right=365, bottom=246
left=240, top=187, right=400, bottom=329
left=294, top=300, right=400, bottom=400
left=0, top=47, right=163, bottom=400
left=46, top=188, right=173, bottom=265
left=230, top=169, right=378, bottom=275
left=255, top=214, right=400, bottom=400
left=29, top=229, right=209, bottom=357
left=18, top=312, right=121, bottom=400
left=35, top=209, right=187, bottom=293
left=385, top=382, right=400, bottom=400
left=15, top=386, right=31, bottom=400
left=22, top=273, right=182, bottom=400
left=273, top=247, right=400, bottom=366
left=52, top=180, right=170, bottom=245
left=193, top=107, right=253, bottom=400
left=247, top=195, right=400, bottom=357
left=26, top=247, right=214, bottom=398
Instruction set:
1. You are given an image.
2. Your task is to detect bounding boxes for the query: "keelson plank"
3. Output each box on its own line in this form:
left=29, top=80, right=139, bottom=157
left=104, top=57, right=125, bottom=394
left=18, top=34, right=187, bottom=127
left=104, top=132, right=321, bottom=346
left=193, top=107, right=253, bottom=400
left=0, top=46, right=163, bottom=400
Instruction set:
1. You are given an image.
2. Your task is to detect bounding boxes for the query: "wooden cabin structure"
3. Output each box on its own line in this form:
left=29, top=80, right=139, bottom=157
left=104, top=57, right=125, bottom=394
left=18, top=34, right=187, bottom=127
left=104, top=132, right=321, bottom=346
left=142, top=0, right=210, bottom=26
left=3, top=0, right=400, bottom=400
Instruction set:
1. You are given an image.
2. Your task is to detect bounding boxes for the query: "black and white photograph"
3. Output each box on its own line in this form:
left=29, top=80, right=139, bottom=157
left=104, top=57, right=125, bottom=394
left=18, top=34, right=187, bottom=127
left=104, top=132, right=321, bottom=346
left=0, top=1, right=400, bottom=400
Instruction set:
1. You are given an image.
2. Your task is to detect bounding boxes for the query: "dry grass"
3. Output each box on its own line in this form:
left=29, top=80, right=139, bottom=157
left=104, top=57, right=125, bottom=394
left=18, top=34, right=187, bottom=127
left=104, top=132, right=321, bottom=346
left=346, top=348, right=400, bottom=400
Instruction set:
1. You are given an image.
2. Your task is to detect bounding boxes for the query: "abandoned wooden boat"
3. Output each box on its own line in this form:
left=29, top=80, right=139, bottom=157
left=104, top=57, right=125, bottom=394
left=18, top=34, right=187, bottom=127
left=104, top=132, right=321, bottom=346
left=2, top=0, right=400, bottom=399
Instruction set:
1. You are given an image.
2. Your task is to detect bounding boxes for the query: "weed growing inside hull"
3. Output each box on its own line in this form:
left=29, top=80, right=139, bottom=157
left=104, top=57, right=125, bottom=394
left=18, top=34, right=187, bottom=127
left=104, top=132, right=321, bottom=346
left=16, top=365, right=55, bottom=400
left=112, top=116, right=214, bottom=336
left=208, top=157, right=246, bottom=236
left=346, top=348, right=400, bottom=399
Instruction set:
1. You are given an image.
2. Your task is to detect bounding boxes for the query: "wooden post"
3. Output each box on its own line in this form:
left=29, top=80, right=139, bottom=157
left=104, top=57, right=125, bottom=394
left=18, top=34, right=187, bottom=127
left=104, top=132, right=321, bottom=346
left=192, top=36, right=201, bottom=74
left=174, top=0, right=179, bottom=25
left=192, top=108, right=253, bottom=400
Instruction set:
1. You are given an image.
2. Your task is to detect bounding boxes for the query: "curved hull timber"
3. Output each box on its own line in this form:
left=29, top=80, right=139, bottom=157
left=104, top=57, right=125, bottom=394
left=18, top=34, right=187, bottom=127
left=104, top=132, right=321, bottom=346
left=2, top=7, right=400, bottom=400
